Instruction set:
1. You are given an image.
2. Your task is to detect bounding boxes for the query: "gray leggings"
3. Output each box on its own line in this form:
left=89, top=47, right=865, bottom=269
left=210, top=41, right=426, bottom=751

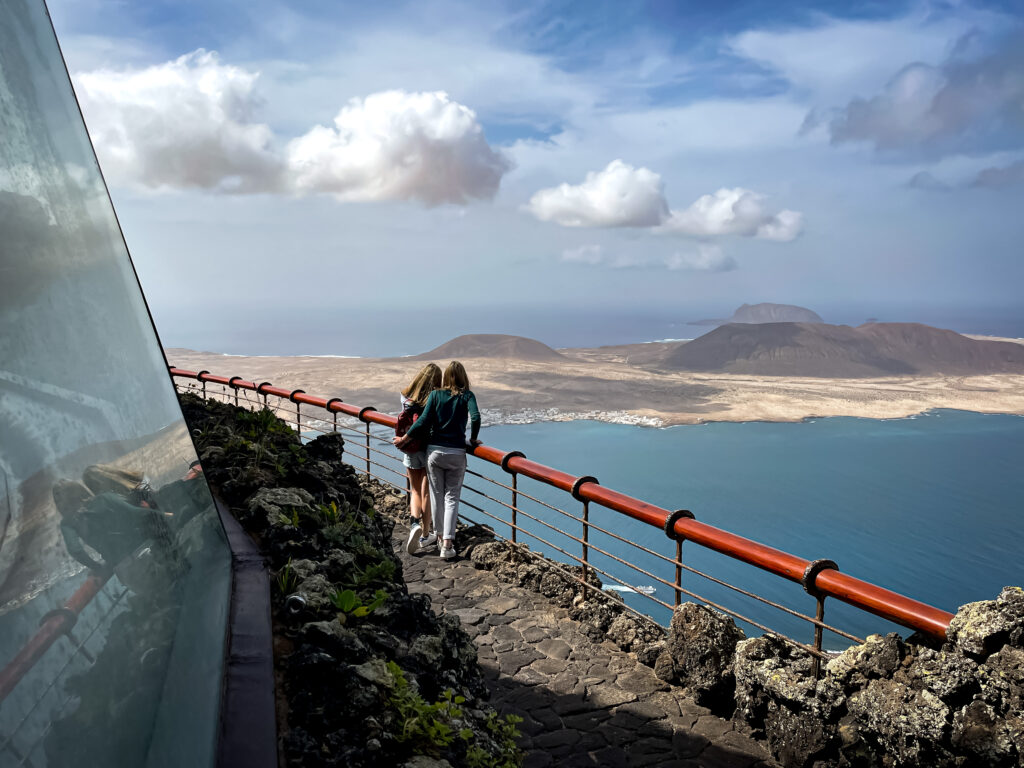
left=426, top=449, right=467, bottom=541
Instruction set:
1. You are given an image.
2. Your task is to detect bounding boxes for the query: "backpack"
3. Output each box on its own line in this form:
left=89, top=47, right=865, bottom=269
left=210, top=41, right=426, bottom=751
left=395, top=403, right=426, bottom=454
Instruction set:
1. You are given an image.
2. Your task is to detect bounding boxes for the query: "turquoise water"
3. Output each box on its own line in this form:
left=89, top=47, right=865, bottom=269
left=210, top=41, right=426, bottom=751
left=469, top=410, right=1024, bottom=649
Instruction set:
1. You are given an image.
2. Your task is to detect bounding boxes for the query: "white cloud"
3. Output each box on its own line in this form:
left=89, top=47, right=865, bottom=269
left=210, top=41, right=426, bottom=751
left=74, top=51, right=510, bottom=204
left=560, top=244, right=605, bottom=264
left=75, top=50, right=283, bottom=192
left=525, top=160, right=669, bottom=227
left=285, top=90, right=510, bottom=205
left=661, top=188, right=804, bottom=241
left=664, top=245, right=737, bottom=272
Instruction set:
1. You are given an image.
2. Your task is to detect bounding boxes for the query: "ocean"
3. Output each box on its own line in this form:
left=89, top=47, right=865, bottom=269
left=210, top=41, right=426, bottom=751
left=462, top=410, right=1024, bottom=649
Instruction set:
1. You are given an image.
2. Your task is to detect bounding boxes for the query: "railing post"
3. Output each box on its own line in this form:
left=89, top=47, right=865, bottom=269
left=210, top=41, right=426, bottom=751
left=664, top=509, right=695, bottom=610
left=581, top=499, right=589, bottom=589
left=365, top=424, right=370, bottom=475
left=571, top=476, right=598, bottom=601
left=812, top=596, right=826, bottom=679
left=675, top=539, right=683, bottom=608
left=357, top=408, right=376, bottom=477
left=511, top=473, right=518, bottom=543
left=499, top=452, right=525, bottom=544
left=803, top=559, right=839, bottom=680
left=288, top=390, right=306, bottom=439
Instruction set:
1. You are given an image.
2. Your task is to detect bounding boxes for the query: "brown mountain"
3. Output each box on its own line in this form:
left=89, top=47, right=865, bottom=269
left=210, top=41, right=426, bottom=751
left=662, top=322, right=1024, bottom=377
left=413, top=334, right=566, bottom=361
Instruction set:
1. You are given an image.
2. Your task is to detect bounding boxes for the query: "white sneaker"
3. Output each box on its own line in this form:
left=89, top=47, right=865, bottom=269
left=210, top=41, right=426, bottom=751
left=406, top=522, right=422, bottom=555
left=418, top=532, right=438, bottom=550
left=440, top=545, right=457, bottom=560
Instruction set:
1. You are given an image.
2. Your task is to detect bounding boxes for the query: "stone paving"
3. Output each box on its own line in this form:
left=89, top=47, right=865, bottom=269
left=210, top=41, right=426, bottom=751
left=393, top=522, right=780, bottom=768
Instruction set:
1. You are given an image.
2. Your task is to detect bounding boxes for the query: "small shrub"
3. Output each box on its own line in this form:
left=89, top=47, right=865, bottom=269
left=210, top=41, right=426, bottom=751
left=331, top=588, right=387, bottom=618
left=275, top=558, right=297, bottom=595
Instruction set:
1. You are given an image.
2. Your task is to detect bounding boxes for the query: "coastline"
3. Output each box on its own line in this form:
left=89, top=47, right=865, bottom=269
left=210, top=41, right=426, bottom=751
left=166, top=343, right=1024, bottom=428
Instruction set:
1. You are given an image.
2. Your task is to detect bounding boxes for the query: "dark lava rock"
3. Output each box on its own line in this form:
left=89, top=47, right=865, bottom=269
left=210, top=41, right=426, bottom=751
left=844, top=678, right=952, bottom=766
left=664, top=603, right=745, bottom=710
left=179, top=394, right=520, bottom=768
left=948, top=586, right=1024, bottom=659
left=733, top=635, right=831, bottom=767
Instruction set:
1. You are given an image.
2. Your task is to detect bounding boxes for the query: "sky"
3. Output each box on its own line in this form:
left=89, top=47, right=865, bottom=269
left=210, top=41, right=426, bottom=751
left=46, top=0, right=1024, bottom=354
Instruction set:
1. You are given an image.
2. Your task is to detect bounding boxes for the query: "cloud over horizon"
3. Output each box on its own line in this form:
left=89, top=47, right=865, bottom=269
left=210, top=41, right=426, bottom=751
left=74, top=51, right=510, bottom=204
left=560, top=243, right=736, bottom=272
left=972, top=159, right=1024, bottom=188
left=661, top=188, right=803, bottom=241
left=530, top=162, right=803, bottom=243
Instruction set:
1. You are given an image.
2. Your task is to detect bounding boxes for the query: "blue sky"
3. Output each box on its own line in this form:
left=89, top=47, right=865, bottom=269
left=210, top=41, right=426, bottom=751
left=46, top=0, right=1024, bottom=353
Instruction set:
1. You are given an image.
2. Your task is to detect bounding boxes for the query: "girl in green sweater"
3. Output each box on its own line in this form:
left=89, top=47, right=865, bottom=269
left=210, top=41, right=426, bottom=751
left=394, top=361, right=481, bottom=559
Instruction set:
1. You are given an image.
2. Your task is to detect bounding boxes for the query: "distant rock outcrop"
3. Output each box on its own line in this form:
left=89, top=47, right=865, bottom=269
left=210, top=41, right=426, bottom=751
left=414, top=334, right=566, bottom=361
left=663, top=322, right=1024, bottom=377
left=691, top=302, right=824, bottom=327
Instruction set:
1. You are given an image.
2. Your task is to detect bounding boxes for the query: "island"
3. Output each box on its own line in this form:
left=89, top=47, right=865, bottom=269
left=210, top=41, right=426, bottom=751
left=166, top=323, right=1024, bottom=426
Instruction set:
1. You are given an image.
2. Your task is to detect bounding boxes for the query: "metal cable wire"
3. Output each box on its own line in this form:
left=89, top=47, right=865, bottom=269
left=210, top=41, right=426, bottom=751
left=178, top=379, right=872, bottom=658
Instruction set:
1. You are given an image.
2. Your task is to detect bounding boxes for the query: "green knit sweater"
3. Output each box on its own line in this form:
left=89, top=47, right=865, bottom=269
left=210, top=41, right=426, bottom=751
left=405, top=389, right=480, bottom=449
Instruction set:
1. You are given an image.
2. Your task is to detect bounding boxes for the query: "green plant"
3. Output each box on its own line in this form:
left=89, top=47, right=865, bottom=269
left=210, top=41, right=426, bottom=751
left=354, top=558, right=396, bottom=587
left=275, top=558, right=298, bottom=595
left=318, top=501, right=341, bottom=525
left=331, top=588, right=387, bottom=618
left=386, top=663, right=464, bottom=751
left=465, top=712, right=523, bottom=768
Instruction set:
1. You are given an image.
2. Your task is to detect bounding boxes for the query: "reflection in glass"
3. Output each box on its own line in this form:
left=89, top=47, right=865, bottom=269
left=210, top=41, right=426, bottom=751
left=0, top=1, right=232, bottom=765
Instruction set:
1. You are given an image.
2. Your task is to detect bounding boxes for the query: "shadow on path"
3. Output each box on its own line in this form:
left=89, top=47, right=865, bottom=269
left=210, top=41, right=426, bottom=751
left=393, top=522, right=779, bottom=768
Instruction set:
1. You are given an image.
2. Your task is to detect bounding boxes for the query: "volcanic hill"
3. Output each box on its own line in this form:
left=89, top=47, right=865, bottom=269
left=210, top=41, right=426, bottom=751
left=662, top=322, right=1024, bottom=377
left=412, top=334, right=566, bottom=362
left=691, top=302, right=824, bottom=326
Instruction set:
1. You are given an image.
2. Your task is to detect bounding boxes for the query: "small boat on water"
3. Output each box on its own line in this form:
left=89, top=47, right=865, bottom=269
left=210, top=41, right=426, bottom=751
left=606, top=585, right=656, bottom=596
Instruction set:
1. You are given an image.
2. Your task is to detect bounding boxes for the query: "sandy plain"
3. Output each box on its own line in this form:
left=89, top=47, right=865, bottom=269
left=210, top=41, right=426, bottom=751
left=166, top=340, right=1024, bottom=427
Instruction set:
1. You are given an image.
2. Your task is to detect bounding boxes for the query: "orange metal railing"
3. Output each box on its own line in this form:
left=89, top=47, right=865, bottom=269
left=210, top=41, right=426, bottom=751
left=171, top=367, right=954, bottom=672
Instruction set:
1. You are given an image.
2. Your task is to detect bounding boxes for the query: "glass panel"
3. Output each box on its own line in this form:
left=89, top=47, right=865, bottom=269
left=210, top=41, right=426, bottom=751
left=0, top=2, right=232, bottom=766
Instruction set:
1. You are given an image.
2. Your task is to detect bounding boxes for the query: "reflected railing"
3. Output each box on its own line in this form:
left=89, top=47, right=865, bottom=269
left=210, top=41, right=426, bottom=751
left=171, top=368, right=955, bottom=677
left=0, top=573, right=128, bottom=766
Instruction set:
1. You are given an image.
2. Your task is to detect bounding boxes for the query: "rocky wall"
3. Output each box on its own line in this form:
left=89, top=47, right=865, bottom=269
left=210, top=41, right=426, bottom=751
left=465, top=532, right=1024, bottom=767
left=179, top=395, right=522, bottom=768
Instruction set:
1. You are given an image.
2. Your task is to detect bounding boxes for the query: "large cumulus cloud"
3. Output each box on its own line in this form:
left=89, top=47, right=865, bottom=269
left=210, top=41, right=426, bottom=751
left=74, top=51, right=510, bottom=204
left=529, top=161, right=803, bottom=243
left=286, top=90, right=510, bottom=205
left=75, top=50, right=282, bottom=192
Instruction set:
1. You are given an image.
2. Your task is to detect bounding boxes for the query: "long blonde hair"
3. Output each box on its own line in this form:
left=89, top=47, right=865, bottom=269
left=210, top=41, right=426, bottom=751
left=402, top=363, right=442, bottom=406
left=442, top=361, right=470, bottom=394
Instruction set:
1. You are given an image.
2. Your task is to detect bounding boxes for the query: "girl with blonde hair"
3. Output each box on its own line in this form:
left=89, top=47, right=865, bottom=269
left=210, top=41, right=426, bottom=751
left=394, top=361, right=481, bottom=560
left=399, top=363, right=442, bottom=553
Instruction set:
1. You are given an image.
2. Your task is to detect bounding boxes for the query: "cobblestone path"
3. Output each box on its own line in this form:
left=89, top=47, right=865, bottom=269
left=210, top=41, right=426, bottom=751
left=393, top=522, right=780, bottom=768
